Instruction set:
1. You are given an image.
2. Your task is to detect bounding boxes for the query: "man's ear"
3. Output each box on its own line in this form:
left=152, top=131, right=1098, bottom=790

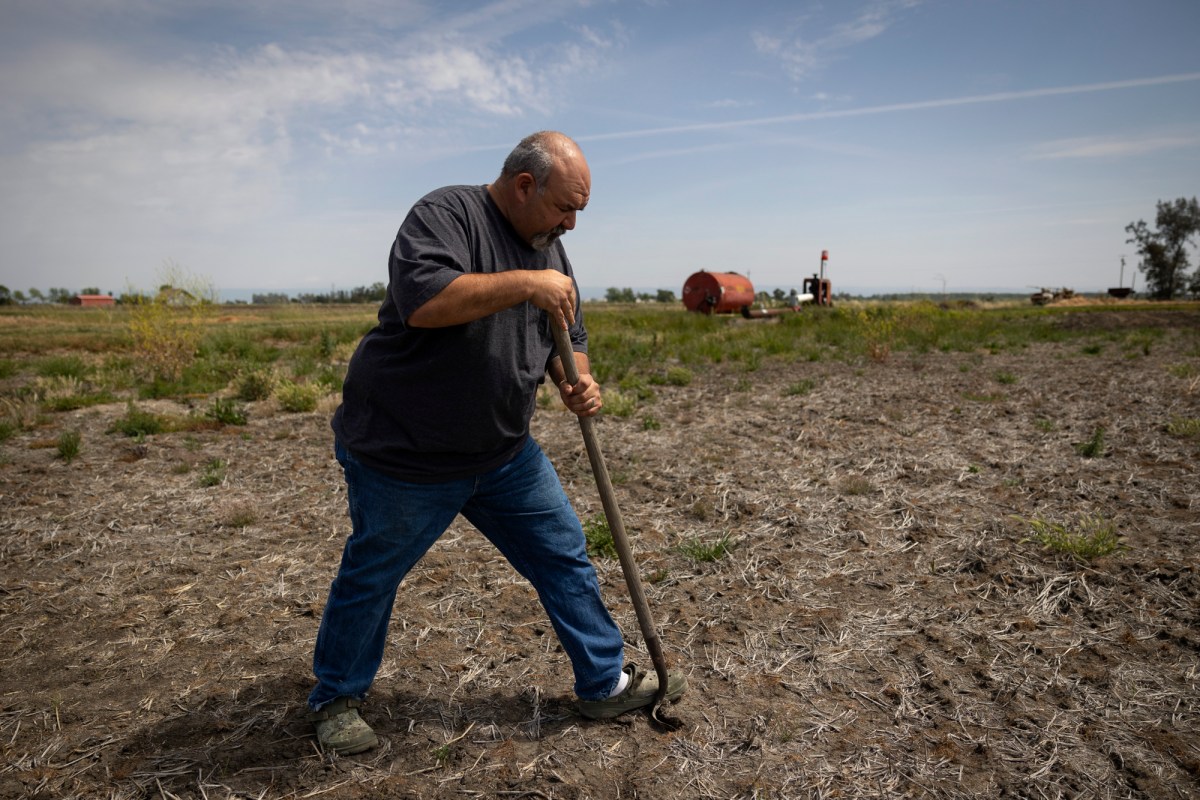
left=514, top=172, right=537, bottom=201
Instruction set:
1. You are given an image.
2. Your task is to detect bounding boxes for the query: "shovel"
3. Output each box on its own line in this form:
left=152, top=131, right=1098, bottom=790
left=552, top=324, right=682, bottom=730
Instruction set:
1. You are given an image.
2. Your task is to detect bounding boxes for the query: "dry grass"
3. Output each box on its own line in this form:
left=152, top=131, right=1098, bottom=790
left=0, top=311, right=1197, bottom=799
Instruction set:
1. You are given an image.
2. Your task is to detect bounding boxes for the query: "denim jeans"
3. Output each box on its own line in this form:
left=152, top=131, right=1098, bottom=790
left=308, top=437, right=625, bottom=710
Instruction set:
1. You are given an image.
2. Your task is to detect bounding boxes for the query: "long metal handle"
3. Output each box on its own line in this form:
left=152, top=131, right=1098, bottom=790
left=551, top=324, right=674, bottom=720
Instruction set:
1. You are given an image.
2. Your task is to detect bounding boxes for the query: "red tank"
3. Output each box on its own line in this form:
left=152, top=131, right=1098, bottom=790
left=681, top=271, right=755, bottom=314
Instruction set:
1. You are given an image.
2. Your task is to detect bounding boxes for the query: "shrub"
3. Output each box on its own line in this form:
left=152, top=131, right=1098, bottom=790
left=276, top=380, right=321, bottom=413
left=664, top=366, right=693, bottom=386
left=206, top=397, right=248, bottom=425
left=601, top=388, right=637, bottom=418
left=109, top=403, right=166, bottom=438
left=125, top=263, right=216, bottom=382
left=235, top=368, right=277, bottom=402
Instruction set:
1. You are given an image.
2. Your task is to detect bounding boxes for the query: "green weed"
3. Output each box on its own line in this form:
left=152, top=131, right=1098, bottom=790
left=678, top=533, right=735, bottom=563
left=583, top=515, right=616, bottom=559
left=1016, top=514, right=1126, bottom=561
left=199, top=458, right=226, bottom=487
left=1075, top=426, right=1106, bottom=458
left=206, top=396, right=248, bottom=425
left=1166, top=417, right=1200, bottom=437
left=56, top=430, right=81, bottom=463
left=783, top=379, right=816, bottom=397
left=109, top=403, right=166, bottom=438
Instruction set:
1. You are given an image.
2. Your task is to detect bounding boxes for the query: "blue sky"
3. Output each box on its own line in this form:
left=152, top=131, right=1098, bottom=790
left=2, top=0, right=1198, bottom=298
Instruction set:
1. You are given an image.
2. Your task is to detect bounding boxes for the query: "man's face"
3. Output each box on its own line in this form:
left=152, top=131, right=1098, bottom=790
left=515, top=155, right=590, bottom=250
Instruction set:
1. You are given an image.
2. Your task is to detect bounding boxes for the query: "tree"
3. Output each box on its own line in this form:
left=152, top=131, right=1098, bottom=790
left=1125, top=197, right=1200, bottom=299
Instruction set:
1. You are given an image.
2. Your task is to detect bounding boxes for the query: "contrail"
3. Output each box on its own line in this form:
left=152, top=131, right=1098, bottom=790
left=577, top=72, right=1200, bottom=142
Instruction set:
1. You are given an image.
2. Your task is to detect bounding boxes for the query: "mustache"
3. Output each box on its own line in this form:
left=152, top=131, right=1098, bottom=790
left=530, top=225, right=567, bottom=251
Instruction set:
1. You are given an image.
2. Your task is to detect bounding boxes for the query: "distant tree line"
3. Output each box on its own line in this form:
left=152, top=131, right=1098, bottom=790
left=604, top=288, right=677, bottom=303
left=272, top=283, right=388, bottom=304
left=0, top=286, right=109, bottom=305
left=1126, top=197, right=1200, bottom=299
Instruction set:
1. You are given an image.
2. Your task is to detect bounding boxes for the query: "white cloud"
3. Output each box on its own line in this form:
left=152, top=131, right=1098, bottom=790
left=1028, top=132, right=1200, bottom=160
left=754, top=0, right=922, bottom=82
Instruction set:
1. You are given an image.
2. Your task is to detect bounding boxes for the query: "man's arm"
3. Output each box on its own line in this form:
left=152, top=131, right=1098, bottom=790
left=407, top=269, right=578, bottom=329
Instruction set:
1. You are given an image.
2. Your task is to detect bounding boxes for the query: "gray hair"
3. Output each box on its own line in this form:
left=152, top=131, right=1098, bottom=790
left=499, top=131, right=560, bottom=193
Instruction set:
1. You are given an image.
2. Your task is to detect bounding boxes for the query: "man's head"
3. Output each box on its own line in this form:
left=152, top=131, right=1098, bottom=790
left=489, top=131, right=590, bottom=251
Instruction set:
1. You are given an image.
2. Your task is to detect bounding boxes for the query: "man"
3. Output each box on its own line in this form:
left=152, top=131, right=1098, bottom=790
left=308, top=131, right=686, bottom=755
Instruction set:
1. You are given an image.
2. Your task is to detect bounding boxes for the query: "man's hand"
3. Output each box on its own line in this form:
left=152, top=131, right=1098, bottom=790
left=558, top=371, right=602, bottom=419
left=527, top=269, right=576, bottom=331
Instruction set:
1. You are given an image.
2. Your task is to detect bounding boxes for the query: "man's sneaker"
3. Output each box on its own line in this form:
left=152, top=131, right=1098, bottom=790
left=577, top=663, right=687, bottom=720
left=309, top=697, right=378, bottom=755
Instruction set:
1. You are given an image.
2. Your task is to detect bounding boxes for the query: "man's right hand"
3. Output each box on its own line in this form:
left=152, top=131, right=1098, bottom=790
left=527, top=269, right=577, bottom=330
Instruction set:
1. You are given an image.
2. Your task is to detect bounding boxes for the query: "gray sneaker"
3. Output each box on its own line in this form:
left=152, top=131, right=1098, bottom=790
left=577, top=663, right=687, bottom=720
left=309, top=697, right=378, bottom=755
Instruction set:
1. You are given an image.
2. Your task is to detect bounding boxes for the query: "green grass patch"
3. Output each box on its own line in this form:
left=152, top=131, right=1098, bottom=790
left=1166, top=417, right=1200, bottom=437
left=56, top=429, right=81, bottom=463
left=1016, top=514, right=1126, bottom=562
left=199, top=458, right=227, bottom=487
left=583, top=515, right=616, bottom=559
left=108, top=403, right=167, bottom=438
left=783, top=379, right=816, bottom=397
left=1075, top=426, right=1106, bottom=458
left=206, top=396, right=248, bottom=425
left=678, top=533, right=735, bottom=563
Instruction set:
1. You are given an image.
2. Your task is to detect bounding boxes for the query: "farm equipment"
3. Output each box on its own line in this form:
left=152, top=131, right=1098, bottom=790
left=683, top=250, right=833, bottom=317
left=1030, top=287, right=1075, bottom=306
left=1107, top=256, right=1135, bottom=299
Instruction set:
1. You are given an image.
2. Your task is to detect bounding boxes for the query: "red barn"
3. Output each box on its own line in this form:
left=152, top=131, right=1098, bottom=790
left=70, top=294, right=116, bottom=308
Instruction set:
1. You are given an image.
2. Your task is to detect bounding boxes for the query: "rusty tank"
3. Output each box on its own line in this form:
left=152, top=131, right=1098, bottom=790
left=681, top=271, right=756, bottom=314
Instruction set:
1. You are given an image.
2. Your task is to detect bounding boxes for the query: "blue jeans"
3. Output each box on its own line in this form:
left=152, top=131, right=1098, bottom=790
left=309, top=437, right=625, bottom=710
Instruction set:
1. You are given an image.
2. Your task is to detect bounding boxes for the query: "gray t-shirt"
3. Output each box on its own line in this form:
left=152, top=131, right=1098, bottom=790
left=331, top=185, right=587, bottom=482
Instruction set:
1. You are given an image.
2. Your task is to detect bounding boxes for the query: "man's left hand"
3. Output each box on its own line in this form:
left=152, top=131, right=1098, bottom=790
left=559, top=373, right=602, bottom=418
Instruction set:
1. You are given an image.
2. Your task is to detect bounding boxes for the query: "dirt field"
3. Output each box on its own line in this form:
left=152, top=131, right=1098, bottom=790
left=1, top=309, right=1198, bottom=799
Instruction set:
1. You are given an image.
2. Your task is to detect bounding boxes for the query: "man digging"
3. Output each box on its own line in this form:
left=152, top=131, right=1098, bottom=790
left=307, top=131, right=687, bottom=754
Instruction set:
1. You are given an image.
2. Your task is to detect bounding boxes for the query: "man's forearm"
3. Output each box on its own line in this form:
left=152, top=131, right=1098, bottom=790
left=407, top=272, right=538, bottom=328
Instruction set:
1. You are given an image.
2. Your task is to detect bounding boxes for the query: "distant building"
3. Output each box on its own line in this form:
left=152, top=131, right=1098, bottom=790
left=70, top=294, right=116, bottom=308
